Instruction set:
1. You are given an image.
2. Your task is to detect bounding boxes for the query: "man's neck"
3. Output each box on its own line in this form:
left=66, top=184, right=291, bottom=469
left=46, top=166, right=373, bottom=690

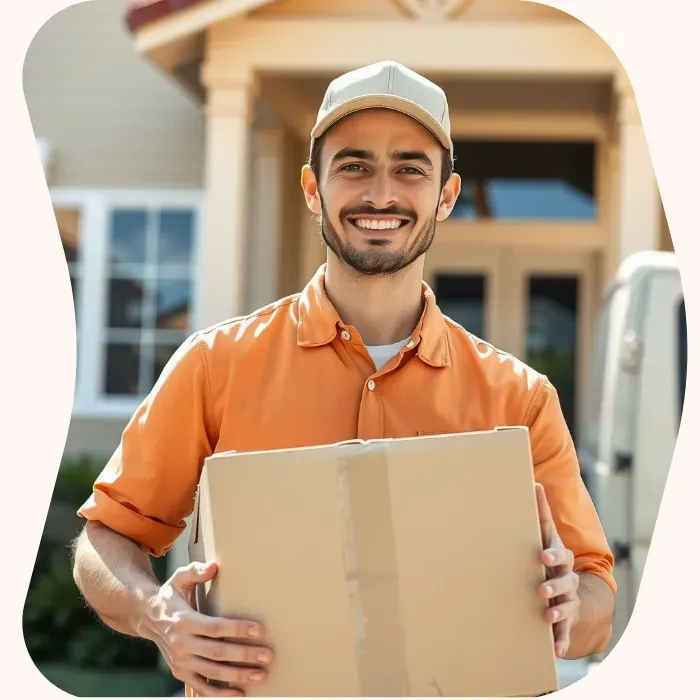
left=323, top=253, right=425, bottom=346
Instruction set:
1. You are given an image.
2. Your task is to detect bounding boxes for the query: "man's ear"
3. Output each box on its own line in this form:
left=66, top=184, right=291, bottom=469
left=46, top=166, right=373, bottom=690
left=436, top=172, right=462, bottom=222
left=301, top=165, right=322, bottom=216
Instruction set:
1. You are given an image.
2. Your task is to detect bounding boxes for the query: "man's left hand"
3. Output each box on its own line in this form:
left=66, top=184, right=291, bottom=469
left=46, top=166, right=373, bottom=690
left=535, top=483, right=581, bottom=659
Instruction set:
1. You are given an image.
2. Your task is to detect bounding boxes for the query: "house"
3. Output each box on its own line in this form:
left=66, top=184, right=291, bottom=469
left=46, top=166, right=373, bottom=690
left=24, top=0, right=673, bottom=573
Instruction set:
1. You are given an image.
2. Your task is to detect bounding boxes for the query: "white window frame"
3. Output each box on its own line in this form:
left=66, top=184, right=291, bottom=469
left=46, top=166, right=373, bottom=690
left=50, top=188, right=204, bottom=420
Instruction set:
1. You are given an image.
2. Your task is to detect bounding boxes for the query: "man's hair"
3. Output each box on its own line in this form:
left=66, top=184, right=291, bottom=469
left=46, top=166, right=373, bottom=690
left=308, top=134, right=454, bottom=191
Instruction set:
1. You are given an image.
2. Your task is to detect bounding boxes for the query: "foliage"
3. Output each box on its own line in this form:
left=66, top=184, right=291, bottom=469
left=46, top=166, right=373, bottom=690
left=23, top=456, right=169, bottom=670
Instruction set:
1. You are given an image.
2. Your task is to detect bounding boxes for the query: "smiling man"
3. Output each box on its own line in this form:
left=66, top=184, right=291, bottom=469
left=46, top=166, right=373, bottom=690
left=73, top=62, right=616, bottom=697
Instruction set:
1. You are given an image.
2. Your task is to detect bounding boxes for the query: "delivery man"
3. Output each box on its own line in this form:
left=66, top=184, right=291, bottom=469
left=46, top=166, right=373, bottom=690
left=72, top=61, right=616, bottom=697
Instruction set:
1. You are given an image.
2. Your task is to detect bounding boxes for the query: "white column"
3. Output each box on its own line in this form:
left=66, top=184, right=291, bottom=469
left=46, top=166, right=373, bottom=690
left=614, top=76, right=661, bottom=266
left=199, top=80, right=255, bottom=327
left=246, top=126, right=285, bottom=311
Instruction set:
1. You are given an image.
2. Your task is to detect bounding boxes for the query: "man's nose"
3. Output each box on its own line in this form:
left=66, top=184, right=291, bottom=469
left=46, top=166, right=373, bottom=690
left=361, top=172, right=398, bottom=210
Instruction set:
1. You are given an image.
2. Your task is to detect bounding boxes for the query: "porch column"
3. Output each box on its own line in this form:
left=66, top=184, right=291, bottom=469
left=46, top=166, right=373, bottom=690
left=613, top=75, right=661, bottom=267
left=200, top=79, right=256, bottom=327
left=246, top=126, right=285, bottom=311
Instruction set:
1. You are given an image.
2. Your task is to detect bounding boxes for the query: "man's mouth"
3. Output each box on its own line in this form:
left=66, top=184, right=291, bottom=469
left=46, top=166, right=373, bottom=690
left=346, top=217, right=411, bottom=232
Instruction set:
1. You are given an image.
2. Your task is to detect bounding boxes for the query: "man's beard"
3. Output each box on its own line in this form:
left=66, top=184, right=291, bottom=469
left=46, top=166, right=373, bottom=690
left=318, top=195, right=438, bottom=276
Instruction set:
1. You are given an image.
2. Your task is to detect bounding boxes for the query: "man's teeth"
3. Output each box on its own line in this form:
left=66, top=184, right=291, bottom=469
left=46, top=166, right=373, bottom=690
left=353, top=219, right=404, bottom=230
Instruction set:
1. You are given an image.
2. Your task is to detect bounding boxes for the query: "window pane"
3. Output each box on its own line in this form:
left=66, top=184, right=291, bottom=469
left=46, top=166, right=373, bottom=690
left=678, top=297, right=687, bottom=425
left=526, top=276, right=579, bottom=441
left=104, top=342, right=141, bottom=396
left=109, top=210, right=148, bottom=265
left=153, top=343, right=182, bottom=384
left=54, top=207, right=82, bottom=264
left=451, top=141, right=596, bottom=221
left=156, top=279, right=191, bottom=330
left=434, top=274, right=486, bottom=340
left=108, top=278, right=145, bottom=328
left=159, top=210, right=194, bottom=265
left=70, top=276, right=79, bottom=323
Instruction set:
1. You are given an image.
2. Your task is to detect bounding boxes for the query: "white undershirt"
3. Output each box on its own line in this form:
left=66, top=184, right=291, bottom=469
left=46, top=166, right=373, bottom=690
left=365, top=337, right=411, bottom=371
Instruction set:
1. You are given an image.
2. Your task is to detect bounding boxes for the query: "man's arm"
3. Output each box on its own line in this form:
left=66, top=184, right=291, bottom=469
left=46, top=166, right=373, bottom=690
left=570, top=572, right=615, bottom=658
left=72, top=334, right=274, bottom=696
left=72, top=521, right=160, bottom=639
left=526, top=377, right=617, bottom=659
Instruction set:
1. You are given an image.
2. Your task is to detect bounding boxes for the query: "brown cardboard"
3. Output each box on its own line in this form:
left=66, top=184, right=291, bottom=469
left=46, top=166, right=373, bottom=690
left=188, top=427, right=559, bottom=697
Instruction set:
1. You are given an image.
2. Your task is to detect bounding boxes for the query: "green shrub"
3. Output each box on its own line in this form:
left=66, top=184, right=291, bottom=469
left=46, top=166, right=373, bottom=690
left=23, top=456, right=169, bottom=669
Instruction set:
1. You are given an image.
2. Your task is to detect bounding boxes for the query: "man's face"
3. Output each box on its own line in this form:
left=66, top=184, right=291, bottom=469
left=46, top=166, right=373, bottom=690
left=301, top=109, right=460, bottom=276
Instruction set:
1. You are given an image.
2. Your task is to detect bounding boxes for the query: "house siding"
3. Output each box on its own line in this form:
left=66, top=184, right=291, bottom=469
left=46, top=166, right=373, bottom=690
left=23, top=0, right=205, bottom=188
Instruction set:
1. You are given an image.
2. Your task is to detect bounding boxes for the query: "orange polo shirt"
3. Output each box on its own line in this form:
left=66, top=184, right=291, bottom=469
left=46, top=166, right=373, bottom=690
left=78, top=264, right=615, bottom=594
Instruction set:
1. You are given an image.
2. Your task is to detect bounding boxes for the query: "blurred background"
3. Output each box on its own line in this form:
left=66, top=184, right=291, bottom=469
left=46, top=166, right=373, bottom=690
left=22, top=0, right=685, bottom=696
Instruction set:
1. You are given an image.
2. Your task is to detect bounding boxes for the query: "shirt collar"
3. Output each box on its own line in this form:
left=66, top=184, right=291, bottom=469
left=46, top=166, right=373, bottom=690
left=297, top=264, right=451, bottom=368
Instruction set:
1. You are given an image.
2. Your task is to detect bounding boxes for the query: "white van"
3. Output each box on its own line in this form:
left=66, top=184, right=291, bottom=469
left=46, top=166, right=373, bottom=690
left=578, top=250, right=686, bottom=654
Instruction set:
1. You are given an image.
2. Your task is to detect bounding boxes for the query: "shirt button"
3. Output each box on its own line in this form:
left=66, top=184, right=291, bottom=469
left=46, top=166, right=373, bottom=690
left=367, top=379, right=376, bottom=391
left=340, top=330, right=351, bottom=341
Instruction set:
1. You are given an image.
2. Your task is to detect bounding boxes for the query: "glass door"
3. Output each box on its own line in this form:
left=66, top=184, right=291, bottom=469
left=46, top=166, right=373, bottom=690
left=507, top=252, right=598, bottom=445
left=423, top=247, right=503, bottom=346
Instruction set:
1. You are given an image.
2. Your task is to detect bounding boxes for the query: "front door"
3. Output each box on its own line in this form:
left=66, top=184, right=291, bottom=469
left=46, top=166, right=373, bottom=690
left=425, top=250, right=597, bottom=445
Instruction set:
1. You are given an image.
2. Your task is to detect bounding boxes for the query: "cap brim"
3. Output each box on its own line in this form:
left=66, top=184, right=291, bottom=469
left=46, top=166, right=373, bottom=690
left=311, top=94, right=452, bottom=152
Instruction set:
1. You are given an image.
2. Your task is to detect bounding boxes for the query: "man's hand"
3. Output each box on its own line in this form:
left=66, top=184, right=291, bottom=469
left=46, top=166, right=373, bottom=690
left=535, top=483, right=581, bottom=659
left=143, top=561, right=274, bottom=697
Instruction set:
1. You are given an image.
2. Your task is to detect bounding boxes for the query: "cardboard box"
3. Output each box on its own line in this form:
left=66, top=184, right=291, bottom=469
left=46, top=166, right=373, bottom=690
left=189, top=427, right=559, bottom=697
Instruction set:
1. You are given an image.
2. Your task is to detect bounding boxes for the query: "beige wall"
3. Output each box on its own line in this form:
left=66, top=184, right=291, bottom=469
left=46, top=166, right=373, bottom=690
left=23, top=0, right=205, bottom=188
left=63, top=416, right=126, bottom=462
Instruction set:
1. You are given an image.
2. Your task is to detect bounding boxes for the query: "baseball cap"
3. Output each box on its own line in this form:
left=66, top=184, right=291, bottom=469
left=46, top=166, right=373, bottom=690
left=310, top=61, right=453, bottom=158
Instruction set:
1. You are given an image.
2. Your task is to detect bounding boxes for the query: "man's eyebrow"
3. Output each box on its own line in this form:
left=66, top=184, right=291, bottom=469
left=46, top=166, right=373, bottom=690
left=330, top=147, right=376, bottom=164
left=390, top=150, right=434, bottom=169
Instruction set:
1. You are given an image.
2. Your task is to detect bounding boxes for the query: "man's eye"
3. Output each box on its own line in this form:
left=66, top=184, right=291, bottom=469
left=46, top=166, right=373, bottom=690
left=341, top=163, right=366, bottom=172
left=400, top=166, right=424, bottom=175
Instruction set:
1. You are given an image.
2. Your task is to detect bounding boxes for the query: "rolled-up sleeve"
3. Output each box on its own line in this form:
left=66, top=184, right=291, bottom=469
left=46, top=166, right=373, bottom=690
left=525, top=377, right=616, bottom=594
left=77, top=333, right=218, bottom=557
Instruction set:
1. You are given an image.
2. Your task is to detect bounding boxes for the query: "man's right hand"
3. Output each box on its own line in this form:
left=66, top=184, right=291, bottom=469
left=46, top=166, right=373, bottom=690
left=143, top=560, right=274, bottom=697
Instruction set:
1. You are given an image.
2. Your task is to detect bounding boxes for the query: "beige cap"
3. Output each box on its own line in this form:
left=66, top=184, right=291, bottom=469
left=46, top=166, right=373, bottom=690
left=311, top=61, right=453, bottom=158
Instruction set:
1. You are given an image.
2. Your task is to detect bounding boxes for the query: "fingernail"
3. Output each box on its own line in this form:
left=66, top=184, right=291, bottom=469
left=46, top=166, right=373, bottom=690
left=257, top=651, right=272, bottom=664
left=544, top=585, right=554, bottom=597
left=547, top=553, right=556, bottom=564
left=249, top=671, right=264, bottom=682
left=550, top=610, right=560, bottom=622
left=248, top=624, right=262, bottom=638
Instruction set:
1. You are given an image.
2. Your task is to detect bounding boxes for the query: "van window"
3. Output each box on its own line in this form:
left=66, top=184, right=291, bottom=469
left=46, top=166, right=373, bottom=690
left=678, top=297, right=687, bottom=425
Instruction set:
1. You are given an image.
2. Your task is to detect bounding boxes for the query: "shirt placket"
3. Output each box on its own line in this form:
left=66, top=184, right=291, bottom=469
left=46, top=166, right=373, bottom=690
left=337, top=325, right=420, bottom=441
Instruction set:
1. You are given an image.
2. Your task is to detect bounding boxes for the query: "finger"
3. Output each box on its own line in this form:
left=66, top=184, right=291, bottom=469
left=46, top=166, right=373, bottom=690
left=535, top=483, right=555, bottom=548
left=181, top=612, right=264, bottom=641
left=539, top=571, right=579, bottom=600
left=189, top=637, right=274, bottom=666
left=544, top=598, right=580, bottom=627
left=190, top=657, right=268, bottom=686
left=171, top=561, right=219, bottom=591
left=552, top=619, right=571, bottom=659
left=541, top=547, right=573, bottom=570
left=184, top=672, right=245, bottom=697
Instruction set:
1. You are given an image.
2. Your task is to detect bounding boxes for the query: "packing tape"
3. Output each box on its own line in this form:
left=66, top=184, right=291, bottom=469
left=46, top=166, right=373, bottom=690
left=337, top=444, right=410, bottom=696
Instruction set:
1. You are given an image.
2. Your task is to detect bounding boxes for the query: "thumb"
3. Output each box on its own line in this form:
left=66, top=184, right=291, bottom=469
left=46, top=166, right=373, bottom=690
left=170, top=561, right=218, bottom=593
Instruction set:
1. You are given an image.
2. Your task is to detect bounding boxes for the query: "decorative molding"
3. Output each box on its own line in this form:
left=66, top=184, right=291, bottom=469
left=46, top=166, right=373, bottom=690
left=394, top=0, right=473, bottom=21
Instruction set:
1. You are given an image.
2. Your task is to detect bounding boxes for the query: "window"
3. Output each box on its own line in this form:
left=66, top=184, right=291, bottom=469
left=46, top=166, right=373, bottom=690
left=51, top=190, right=202, bottom=417
left=451, top=141, right=597, bottom=221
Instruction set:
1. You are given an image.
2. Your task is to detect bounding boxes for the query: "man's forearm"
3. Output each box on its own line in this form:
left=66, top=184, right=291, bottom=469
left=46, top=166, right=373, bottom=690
left=567, top=572, right=615, bottom=659
left=72, top=521, right=161, bottom=640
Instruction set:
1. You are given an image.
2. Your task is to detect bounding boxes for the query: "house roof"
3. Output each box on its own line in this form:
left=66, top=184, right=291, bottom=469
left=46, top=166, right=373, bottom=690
left=125, top=0, right=204, bottom=33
